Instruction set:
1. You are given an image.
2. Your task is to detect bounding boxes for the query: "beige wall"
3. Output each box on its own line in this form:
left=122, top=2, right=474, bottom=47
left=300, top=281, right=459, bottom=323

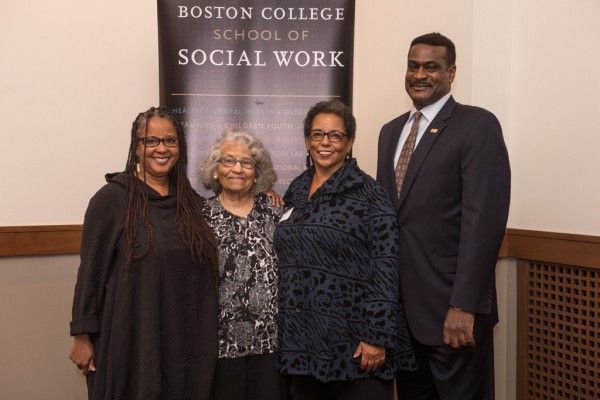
left=2, top=0, right=599, bottom=231
left=508, top=0, right=600, bottom=235
left=0, top=1, right=159, bottom=226
left=1, top=0, right=599, bottom=399
left=0, top=255, right=86, bottom=399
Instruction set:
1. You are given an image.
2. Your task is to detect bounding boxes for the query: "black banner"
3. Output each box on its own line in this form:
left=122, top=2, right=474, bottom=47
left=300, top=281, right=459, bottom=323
left=157, top=0, right=355, bottom=195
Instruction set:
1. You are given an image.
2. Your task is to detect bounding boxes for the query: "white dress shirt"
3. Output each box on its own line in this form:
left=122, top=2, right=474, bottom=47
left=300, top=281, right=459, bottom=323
left=393, top=93, right=452, bottom=167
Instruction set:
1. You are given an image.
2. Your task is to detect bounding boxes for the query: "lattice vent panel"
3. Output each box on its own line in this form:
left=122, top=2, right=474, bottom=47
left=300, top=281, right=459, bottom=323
left=525, top=262, right=600, bottom=399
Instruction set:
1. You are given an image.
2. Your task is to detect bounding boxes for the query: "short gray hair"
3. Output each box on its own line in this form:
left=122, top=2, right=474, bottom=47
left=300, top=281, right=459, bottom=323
left=200, top=129, right=277, bottom=195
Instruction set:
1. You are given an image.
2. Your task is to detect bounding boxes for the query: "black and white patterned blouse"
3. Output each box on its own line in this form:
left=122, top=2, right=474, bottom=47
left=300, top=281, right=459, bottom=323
left=203, top=194, right=281, bottom=359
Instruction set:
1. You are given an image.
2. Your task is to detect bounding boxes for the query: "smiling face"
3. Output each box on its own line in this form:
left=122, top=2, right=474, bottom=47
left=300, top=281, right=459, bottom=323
left=405, top=43, right=456, bottom=109
left=136, top=117, right=180, bottom=185
left=216, top=141, right=256, bottom=197
left=306, top=113, right=354, bottom=176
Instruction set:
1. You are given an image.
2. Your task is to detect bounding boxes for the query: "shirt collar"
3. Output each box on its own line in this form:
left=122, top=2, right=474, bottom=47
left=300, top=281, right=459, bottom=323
left=409, top=93, right=452, bottom=123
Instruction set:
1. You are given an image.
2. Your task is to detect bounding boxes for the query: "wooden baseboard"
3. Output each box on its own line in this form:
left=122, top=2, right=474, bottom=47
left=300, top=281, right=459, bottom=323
left=0, top=225, right=599, bottom=267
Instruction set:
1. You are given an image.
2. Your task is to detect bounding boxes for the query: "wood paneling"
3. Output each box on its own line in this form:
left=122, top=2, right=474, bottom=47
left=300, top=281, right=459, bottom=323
left=0, top=225, right=82, bottom=257
left=509, top=230, right=600, bottom=400
left=1, top=225, right=598, bottom=262
left=2, top=224, right=600, bottom=400
left=505, top=228, right=600, bottom=270
left=516, top=259, right=529, bottom=400
left=517, top=260, right=600, bottom=399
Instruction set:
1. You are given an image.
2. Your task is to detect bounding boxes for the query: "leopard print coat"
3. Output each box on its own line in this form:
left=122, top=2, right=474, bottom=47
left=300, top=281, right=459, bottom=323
left=274, top=159, right=415, bottom=382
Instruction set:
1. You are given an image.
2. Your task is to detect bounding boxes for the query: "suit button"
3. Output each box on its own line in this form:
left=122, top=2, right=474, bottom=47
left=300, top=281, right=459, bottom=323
left=295, top=303, right=304, bottom=313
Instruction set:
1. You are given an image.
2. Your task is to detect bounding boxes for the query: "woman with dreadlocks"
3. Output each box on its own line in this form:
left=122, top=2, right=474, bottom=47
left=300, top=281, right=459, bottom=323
left=69, top=107, right=219, bottom=399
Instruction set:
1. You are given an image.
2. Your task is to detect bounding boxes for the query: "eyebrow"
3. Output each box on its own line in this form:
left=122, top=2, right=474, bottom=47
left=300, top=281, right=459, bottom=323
left=222, top=154, right=250, bottom=158
left=147, top=134, right=178, bottom=137
left=408, top=60, right=441, bottom=66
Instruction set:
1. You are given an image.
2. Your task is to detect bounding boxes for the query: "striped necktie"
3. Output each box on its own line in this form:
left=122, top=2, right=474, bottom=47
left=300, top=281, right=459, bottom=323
left=394, top=111, right=421, bottom=197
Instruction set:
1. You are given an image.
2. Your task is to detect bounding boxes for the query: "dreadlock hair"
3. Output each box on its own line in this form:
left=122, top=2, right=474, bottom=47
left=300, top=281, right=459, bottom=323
left=123, top=106, right=218, bottom=279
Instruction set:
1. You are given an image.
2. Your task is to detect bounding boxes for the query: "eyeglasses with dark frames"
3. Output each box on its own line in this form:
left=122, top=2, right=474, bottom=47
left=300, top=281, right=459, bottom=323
left=138, top=136, right=179, bottom=148
left=308, top=130, right=346, bottom=142
left=218, top=157, right=256, bottom=169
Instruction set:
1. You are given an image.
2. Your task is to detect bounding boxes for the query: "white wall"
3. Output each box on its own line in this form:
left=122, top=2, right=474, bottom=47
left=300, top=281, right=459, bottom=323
left=1, top=0, right=600, bottom=399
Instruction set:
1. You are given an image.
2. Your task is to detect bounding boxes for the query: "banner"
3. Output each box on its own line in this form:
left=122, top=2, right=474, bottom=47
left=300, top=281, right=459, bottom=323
left=157, top=0, right=355, bottom=195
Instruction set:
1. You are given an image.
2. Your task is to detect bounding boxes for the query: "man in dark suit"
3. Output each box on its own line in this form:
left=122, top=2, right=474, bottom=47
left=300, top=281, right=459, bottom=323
left=376, top=32, right=510, bottom=399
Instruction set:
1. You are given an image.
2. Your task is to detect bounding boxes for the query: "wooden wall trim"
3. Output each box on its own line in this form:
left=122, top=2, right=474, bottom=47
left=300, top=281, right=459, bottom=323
left=0, top=225, right=82, bottom=257
left=505, top=228, right=600, bottom=269
left=1, top=225, right=599, bottom=264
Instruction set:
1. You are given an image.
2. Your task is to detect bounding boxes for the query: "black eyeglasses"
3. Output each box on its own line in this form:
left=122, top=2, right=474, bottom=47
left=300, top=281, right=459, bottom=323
left=218, top=157, right=256, bottom=169
left=138, top=137, right=179, bottom=148
left=308, top=130, right=346, bottom=142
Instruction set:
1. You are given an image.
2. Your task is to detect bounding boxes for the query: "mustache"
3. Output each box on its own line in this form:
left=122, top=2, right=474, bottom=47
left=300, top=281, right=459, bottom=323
left=408, top=80, right=432, bottom=87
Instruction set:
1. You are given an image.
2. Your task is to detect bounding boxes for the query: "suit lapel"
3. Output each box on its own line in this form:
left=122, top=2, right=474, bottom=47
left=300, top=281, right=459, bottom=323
left=397, top=97, right=457, bottom=210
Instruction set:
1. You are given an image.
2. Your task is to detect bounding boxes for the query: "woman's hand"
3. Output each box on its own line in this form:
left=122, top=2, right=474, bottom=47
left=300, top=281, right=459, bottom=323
left=353, top=341, right=386, bottom=372
left=69, top=334, right=96, bottom=375
left=263, top=189, right=285, bottom=207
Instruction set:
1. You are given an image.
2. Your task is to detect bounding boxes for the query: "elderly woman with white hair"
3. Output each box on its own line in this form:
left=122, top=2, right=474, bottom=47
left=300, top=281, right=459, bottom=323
left=200, top=129, right=288, bottom=400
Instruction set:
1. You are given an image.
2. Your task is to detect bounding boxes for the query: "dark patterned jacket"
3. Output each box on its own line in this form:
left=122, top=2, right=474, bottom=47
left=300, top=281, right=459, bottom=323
left=273, top=159, right=415, bottom=382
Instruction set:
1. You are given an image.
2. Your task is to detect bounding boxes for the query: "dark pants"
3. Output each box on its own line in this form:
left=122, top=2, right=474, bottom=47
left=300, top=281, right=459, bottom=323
left=212, top=353, right=290, bottom=400
left=293, top=375, right=394, bottom=400
left=396, top=328, right=495, bottom=400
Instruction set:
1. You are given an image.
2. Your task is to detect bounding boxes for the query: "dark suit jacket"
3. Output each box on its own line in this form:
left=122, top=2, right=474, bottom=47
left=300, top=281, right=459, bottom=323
left=377, top=96, right=510, bottom=346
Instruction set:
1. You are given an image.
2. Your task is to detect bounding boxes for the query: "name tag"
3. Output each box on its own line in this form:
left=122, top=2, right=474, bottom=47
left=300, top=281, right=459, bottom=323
left=279, top=207, right=294, bottom=222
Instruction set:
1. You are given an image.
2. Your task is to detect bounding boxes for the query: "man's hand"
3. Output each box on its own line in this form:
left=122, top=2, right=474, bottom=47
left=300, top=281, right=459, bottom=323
left=443, top=307, right=475, bottom=349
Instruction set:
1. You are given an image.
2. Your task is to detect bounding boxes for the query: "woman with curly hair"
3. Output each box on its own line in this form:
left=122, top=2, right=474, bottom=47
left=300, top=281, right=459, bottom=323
left=200, top=129, right=288, bottom=400
left=273, top=100, right=415, bottom=400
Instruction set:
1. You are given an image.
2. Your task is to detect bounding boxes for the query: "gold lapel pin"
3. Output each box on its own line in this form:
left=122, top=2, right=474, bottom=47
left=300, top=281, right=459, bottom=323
left=430, top=128, right=439, bottom=133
